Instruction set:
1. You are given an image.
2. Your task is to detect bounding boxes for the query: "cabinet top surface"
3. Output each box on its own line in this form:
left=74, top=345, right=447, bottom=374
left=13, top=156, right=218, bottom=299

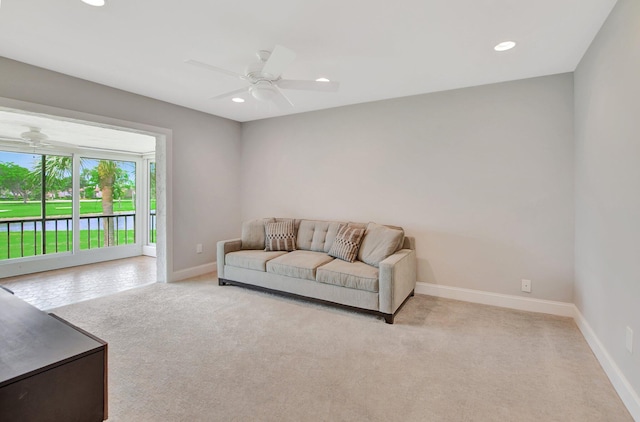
left=0, top=289, right=104, bottom=385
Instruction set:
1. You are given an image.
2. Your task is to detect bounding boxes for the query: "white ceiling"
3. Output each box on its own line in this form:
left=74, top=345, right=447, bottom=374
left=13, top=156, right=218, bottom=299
left=0, top=0, right=617, bottom=123
left=0, top=109, right=156, bottom=154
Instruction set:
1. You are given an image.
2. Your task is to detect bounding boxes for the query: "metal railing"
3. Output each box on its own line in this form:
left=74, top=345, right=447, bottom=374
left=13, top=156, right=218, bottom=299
left=83, top=213, right=136, bottom=249
left=0, top=213, right=139, bottom=260
left=149, top=210, right=156, bottom=244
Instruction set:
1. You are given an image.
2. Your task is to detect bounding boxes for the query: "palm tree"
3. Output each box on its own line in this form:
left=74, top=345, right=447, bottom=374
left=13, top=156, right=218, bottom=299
left=97, top=160, right=117, bottom=245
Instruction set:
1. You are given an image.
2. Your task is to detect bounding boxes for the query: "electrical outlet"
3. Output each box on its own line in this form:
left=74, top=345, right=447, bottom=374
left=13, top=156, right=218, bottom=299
left=521, top=279, right=531, bottom=293
left=196, top=243, right=203, bottom=254
left=626, top=327, right=633, bottom=354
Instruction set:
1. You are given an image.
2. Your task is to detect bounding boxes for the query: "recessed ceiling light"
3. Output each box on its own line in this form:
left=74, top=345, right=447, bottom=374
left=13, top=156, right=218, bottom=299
left=82, top=0, right=105, bottom=6
left=232, top=97, right=245, bottom=103
left=494, top=41, right=516, bottom=52
left=315, top=78, right=330, bottom=82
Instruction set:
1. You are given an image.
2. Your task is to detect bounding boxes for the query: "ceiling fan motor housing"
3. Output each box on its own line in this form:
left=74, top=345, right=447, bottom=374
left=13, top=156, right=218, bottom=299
left=246, top=50, right=274, bottom=81
left=21, top=127, right=49, bottom=143
left=245, top=50, right=282, bottom=101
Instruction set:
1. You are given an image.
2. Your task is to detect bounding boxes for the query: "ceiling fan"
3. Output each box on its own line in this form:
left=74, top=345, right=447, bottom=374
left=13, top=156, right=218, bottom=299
left=0, top=127, right=70, bottom=149
left=185, top=45, right=340, bottom=108
left=0, top=127, right=134, bottom=154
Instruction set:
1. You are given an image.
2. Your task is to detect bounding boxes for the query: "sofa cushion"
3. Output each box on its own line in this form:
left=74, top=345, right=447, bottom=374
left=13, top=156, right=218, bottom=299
left=266, top=251, right=334, bottom=281
left=316, top=259, right=379, bottom=293
left=265, top=220, right=297, bottom=252
left=296, top=220, right=344, bottom=252
left=328, top=224, right=365, bottom=263
left=241, top=218, right=275, bottom=250
left=226, top=250, right=288, bottom=271
left=357, top=222, right=405, bottom=267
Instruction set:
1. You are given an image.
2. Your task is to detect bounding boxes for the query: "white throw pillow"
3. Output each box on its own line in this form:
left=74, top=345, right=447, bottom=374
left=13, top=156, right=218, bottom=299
left=357, top=222, right=404, bottom=267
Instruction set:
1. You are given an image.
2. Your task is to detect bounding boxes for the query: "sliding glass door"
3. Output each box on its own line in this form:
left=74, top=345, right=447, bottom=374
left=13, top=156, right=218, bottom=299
left=0, top=152, right=73, bottom=259
left=0, top=150, right=143, bottom=261
left=77, top=157, right=137, bottom=250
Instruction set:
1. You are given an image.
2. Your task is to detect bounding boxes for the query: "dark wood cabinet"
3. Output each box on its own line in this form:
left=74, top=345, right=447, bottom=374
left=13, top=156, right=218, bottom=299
left=0, top=289, right=107, bottom=422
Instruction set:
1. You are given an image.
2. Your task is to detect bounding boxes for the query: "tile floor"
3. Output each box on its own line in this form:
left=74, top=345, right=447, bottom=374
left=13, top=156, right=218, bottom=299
left=0, top=256, right=156, bottom=310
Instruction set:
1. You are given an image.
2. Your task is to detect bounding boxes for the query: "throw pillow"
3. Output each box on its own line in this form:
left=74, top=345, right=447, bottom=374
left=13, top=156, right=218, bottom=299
left=328, top=224, right=365, bottom=263
left=241, top=218, right=275, bottom=250
left=357, top=222, right=405, bottom=267
left=265, top=220, right=297, bottom=252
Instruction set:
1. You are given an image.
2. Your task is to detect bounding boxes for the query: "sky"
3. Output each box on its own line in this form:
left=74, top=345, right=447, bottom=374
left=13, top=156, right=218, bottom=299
left=0, top=151, right=41, bottom=170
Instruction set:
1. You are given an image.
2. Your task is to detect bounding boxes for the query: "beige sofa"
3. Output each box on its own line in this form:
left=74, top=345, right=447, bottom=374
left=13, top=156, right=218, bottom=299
left=217, top=218, right=417, bottom=323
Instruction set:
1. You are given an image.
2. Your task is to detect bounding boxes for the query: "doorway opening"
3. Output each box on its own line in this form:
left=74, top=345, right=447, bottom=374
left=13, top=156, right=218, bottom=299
left=0, top=102, right=170, bottom=282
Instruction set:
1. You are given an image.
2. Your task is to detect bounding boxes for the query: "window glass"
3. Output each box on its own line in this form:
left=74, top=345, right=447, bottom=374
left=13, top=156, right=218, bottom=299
left=0, top=151, right=73, bottom=258
left=79, top=158, right=136, bottom=249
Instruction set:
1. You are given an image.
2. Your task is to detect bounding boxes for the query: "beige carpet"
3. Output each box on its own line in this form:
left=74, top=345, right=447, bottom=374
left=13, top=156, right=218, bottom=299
left=52, top=274, right=632, bottom=422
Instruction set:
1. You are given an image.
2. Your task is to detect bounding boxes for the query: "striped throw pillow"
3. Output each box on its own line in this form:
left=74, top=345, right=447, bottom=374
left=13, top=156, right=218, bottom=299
left=264, top=220, right=297, bottom=252
left=328, top=225, right=365, bottom=263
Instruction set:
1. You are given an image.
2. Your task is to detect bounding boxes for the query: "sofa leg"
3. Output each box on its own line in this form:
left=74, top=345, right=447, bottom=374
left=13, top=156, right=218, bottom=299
left=410, top=289, right=415, bottom=297
left=218, top=279, right=226, bottom=286
left=384, top=314, right=394, bottom=324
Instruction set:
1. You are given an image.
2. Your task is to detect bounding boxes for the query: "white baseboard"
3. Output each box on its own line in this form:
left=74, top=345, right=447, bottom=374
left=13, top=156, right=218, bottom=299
left=415, top=282, right=575, bottom=317
left=170, top=261, right=216, bottom=282
left=573, top=306, right=640, bottom=421
left=415, top=282, right=639, bottom=420
left=142, top=245, right=157, bottom=257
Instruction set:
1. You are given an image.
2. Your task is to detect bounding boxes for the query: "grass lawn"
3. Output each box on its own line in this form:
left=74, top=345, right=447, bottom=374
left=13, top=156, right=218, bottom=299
left=0, top=199, right=143, bottom=219
left=0, top=229, right=137, bottom=260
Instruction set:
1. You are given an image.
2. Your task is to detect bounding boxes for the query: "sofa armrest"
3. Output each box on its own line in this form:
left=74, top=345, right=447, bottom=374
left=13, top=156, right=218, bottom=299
left=216, top=238, right=241, bottom=279
left=378, top=249, right=417, bottom=314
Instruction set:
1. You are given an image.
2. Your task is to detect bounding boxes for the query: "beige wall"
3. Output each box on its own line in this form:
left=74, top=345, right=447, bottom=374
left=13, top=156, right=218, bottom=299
left=242, top=74, right=575, bottom=301
left=574, top=0, right=640, bottom=402
left=0, top=57, right=242, bottom=275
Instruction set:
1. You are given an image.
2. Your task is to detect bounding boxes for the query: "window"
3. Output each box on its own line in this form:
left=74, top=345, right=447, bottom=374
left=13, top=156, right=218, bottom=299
left=0, top=151, right=141, bottom=260
left=78, top=157, right=137, bottom=249
left=0, top=152, right=73, bottom=259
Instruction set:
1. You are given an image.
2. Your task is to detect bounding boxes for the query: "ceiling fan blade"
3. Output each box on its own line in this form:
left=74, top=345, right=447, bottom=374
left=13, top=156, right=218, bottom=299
left=0, top=135, right=29, bottom=144
left=210, top=87, right=247, bottom=100
left=0, top=139, right=27, bottom=149
left=261, top=45, right=296, bottom=79
left=276, top=79, right=340, bottom=92
left=185, top=59, right=247, bottom=80
left=271, top=87, right=294, bottom=109
left=0, top=139, right=53, bottom=149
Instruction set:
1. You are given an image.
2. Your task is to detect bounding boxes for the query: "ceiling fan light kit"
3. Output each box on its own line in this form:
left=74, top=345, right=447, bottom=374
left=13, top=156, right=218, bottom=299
left=494, top=41, right=516, bottom=51
left=249, top=81, right=277, bottom=102
left=186, top=44, right=340, bottom=109
left=81, top=0, right=106, bottom=6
